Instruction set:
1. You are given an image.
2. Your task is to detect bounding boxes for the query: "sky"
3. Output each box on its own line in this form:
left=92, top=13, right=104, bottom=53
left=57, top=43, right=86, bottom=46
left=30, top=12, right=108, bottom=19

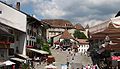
left=2, top=0, right=120, bottom=27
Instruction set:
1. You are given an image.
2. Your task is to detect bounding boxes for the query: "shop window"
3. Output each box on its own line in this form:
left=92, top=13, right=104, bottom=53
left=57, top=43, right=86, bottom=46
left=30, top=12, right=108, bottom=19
left=9, top=48, right=14, bottom=56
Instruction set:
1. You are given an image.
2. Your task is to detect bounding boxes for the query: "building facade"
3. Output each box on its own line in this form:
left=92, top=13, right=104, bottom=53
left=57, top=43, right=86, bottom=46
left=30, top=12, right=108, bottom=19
left=41, top=19, right=74, bottom=40
left=88, top=17, right=120, bottom=68
left=0, top=1, right=27, bottom=61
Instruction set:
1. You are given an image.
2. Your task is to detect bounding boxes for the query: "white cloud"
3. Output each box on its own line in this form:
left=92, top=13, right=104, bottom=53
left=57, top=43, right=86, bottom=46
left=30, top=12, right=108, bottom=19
left=33, top=0, right=65, bottom=18
left=4, top=0, right=120, bottom=27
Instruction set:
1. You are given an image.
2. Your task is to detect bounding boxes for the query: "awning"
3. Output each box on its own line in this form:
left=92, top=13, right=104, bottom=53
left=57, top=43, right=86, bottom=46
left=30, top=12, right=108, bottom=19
left=10, top=58, right=25, bottom=63
left=17, top=54, right=32, bottom=60
left=45, top=64, right=57, bottom=69
left=3, top=60, right=15, bottom=66
left=27, top=48, right=49, bottom=54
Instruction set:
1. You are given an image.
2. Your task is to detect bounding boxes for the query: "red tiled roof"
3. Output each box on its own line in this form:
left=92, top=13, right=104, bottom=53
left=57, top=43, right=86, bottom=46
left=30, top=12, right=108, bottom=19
left=60, top=30, right=73, bottom=39
left=41, top=19, right=73, bottom=28
left=74, top=24, right=85, bottom=31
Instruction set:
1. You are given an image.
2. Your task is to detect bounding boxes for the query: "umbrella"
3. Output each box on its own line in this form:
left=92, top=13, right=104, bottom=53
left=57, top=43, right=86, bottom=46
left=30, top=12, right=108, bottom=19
left=3, top=60, right=15, bottom=66
left=45, top=64, right=57, bottom=69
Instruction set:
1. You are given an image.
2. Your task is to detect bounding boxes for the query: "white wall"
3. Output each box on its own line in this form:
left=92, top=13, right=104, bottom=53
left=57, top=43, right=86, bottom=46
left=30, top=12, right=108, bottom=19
left=78, top=44, right=89, bottom=53
left=10, top=31, right=26, bottom=54
left=0, top=2, right=27, bottom=32
left=47, top=28, right=65, bottom=40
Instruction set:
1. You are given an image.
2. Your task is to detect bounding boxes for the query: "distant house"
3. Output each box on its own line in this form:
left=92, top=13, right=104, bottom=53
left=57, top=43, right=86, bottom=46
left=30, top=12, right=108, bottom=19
left=41, top=19, right=74, bottom=40
left=77, top=39, right=89, bottom=53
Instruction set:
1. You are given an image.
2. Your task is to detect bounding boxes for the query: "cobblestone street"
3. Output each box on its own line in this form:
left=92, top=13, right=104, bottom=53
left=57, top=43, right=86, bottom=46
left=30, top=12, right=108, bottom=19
left=34, top=48, right=92, bottom=69
left=50, top=48, right=92, bottom=69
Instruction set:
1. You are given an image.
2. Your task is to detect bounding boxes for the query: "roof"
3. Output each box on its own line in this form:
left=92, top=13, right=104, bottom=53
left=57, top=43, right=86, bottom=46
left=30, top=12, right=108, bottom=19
left=0, top=1, right=40, bottom=23
left=60, top=30, right=73, bottom=39
left=0, top=1, right=28, bottom=17
left=74, top=24, right=85, bottom=31
left=115, top=11, right=120, bottom=17
left=0, top=1, right=41, bottom=32
left=85, top=24, right=89, bottom=29
left=41, top=19, right=73, bottom=28
left=89, top=20, right=120, bottom=35
left=89, top=20, right=110, bottom=34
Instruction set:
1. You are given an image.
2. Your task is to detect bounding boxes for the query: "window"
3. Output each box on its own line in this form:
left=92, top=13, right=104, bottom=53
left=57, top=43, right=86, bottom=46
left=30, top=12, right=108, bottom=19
left=9, top=48, right=14, bottom=56
left=0, top=11, right=2, bottom=14
left=9, top=29, right=14, bottom=34
left=81, top=45, right=83, bottom=47
left=81, top=49, right=83, bottom=51
left=29, top=30, right=32, bottom=35
left=34, top=32, right=36, bottom=36
left=26, top=40, right=28, bottom=45
left=32, top=41, right=34, bottom=46
left=29, top=40, right=31, bottom=46
left=16, top=35, right=19, bottom=41
left=54, top=32, right=56, bottom=35
left=9, top=37, right=14, bottom=43
left=27, top=29, right=29, bottom=35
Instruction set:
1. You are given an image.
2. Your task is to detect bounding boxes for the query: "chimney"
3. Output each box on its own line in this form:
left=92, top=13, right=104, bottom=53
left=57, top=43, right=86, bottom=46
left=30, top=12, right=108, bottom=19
left=16, top=2, right=20, bottom=10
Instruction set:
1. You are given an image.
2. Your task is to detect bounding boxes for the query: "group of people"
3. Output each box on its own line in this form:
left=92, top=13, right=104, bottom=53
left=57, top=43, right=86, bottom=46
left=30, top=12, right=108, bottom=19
left=82, top=64, right=99, bottom=69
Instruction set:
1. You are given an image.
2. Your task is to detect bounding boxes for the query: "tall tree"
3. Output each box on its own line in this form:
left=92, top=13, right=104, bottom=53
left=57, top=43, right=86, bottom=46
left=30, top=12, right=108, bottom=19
left=73, top=30, right=87, bottom=39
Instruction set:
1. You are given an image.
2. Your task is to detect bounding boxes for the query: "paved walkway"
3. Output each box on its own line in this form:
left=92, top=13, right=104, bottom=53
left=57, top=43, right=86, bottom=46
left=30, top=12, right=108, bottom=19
left=51, top=49, right=93, bottom=69
left=34, top=48, right=93, bottom=69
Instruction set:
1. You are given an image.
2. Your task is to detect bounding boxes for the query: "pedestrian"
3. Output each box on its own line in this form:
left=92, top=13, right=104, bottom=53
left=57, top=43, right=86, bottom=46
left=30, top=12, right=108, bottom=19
left=74, top=53, right=75, bottom=56
left=72, top=57, right=74, bottom=60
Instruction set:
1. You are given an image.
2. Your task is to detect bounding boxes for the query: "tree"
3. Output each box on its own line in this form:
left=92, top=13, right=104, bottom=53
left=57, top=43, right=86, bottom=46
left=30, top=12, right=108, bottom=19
left=36, top=38, right=51, bottom=55
left=73, top=30, right=87, bottom=39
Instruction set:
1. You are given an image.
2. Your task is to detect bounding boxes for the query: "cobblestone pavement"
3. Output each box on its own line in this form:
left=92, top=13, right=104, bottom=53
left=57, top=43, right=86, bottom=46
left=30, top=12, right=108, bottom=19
left=50, top=49, right=93, bottom=69
left=34, top=48, right=93, bottom=69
